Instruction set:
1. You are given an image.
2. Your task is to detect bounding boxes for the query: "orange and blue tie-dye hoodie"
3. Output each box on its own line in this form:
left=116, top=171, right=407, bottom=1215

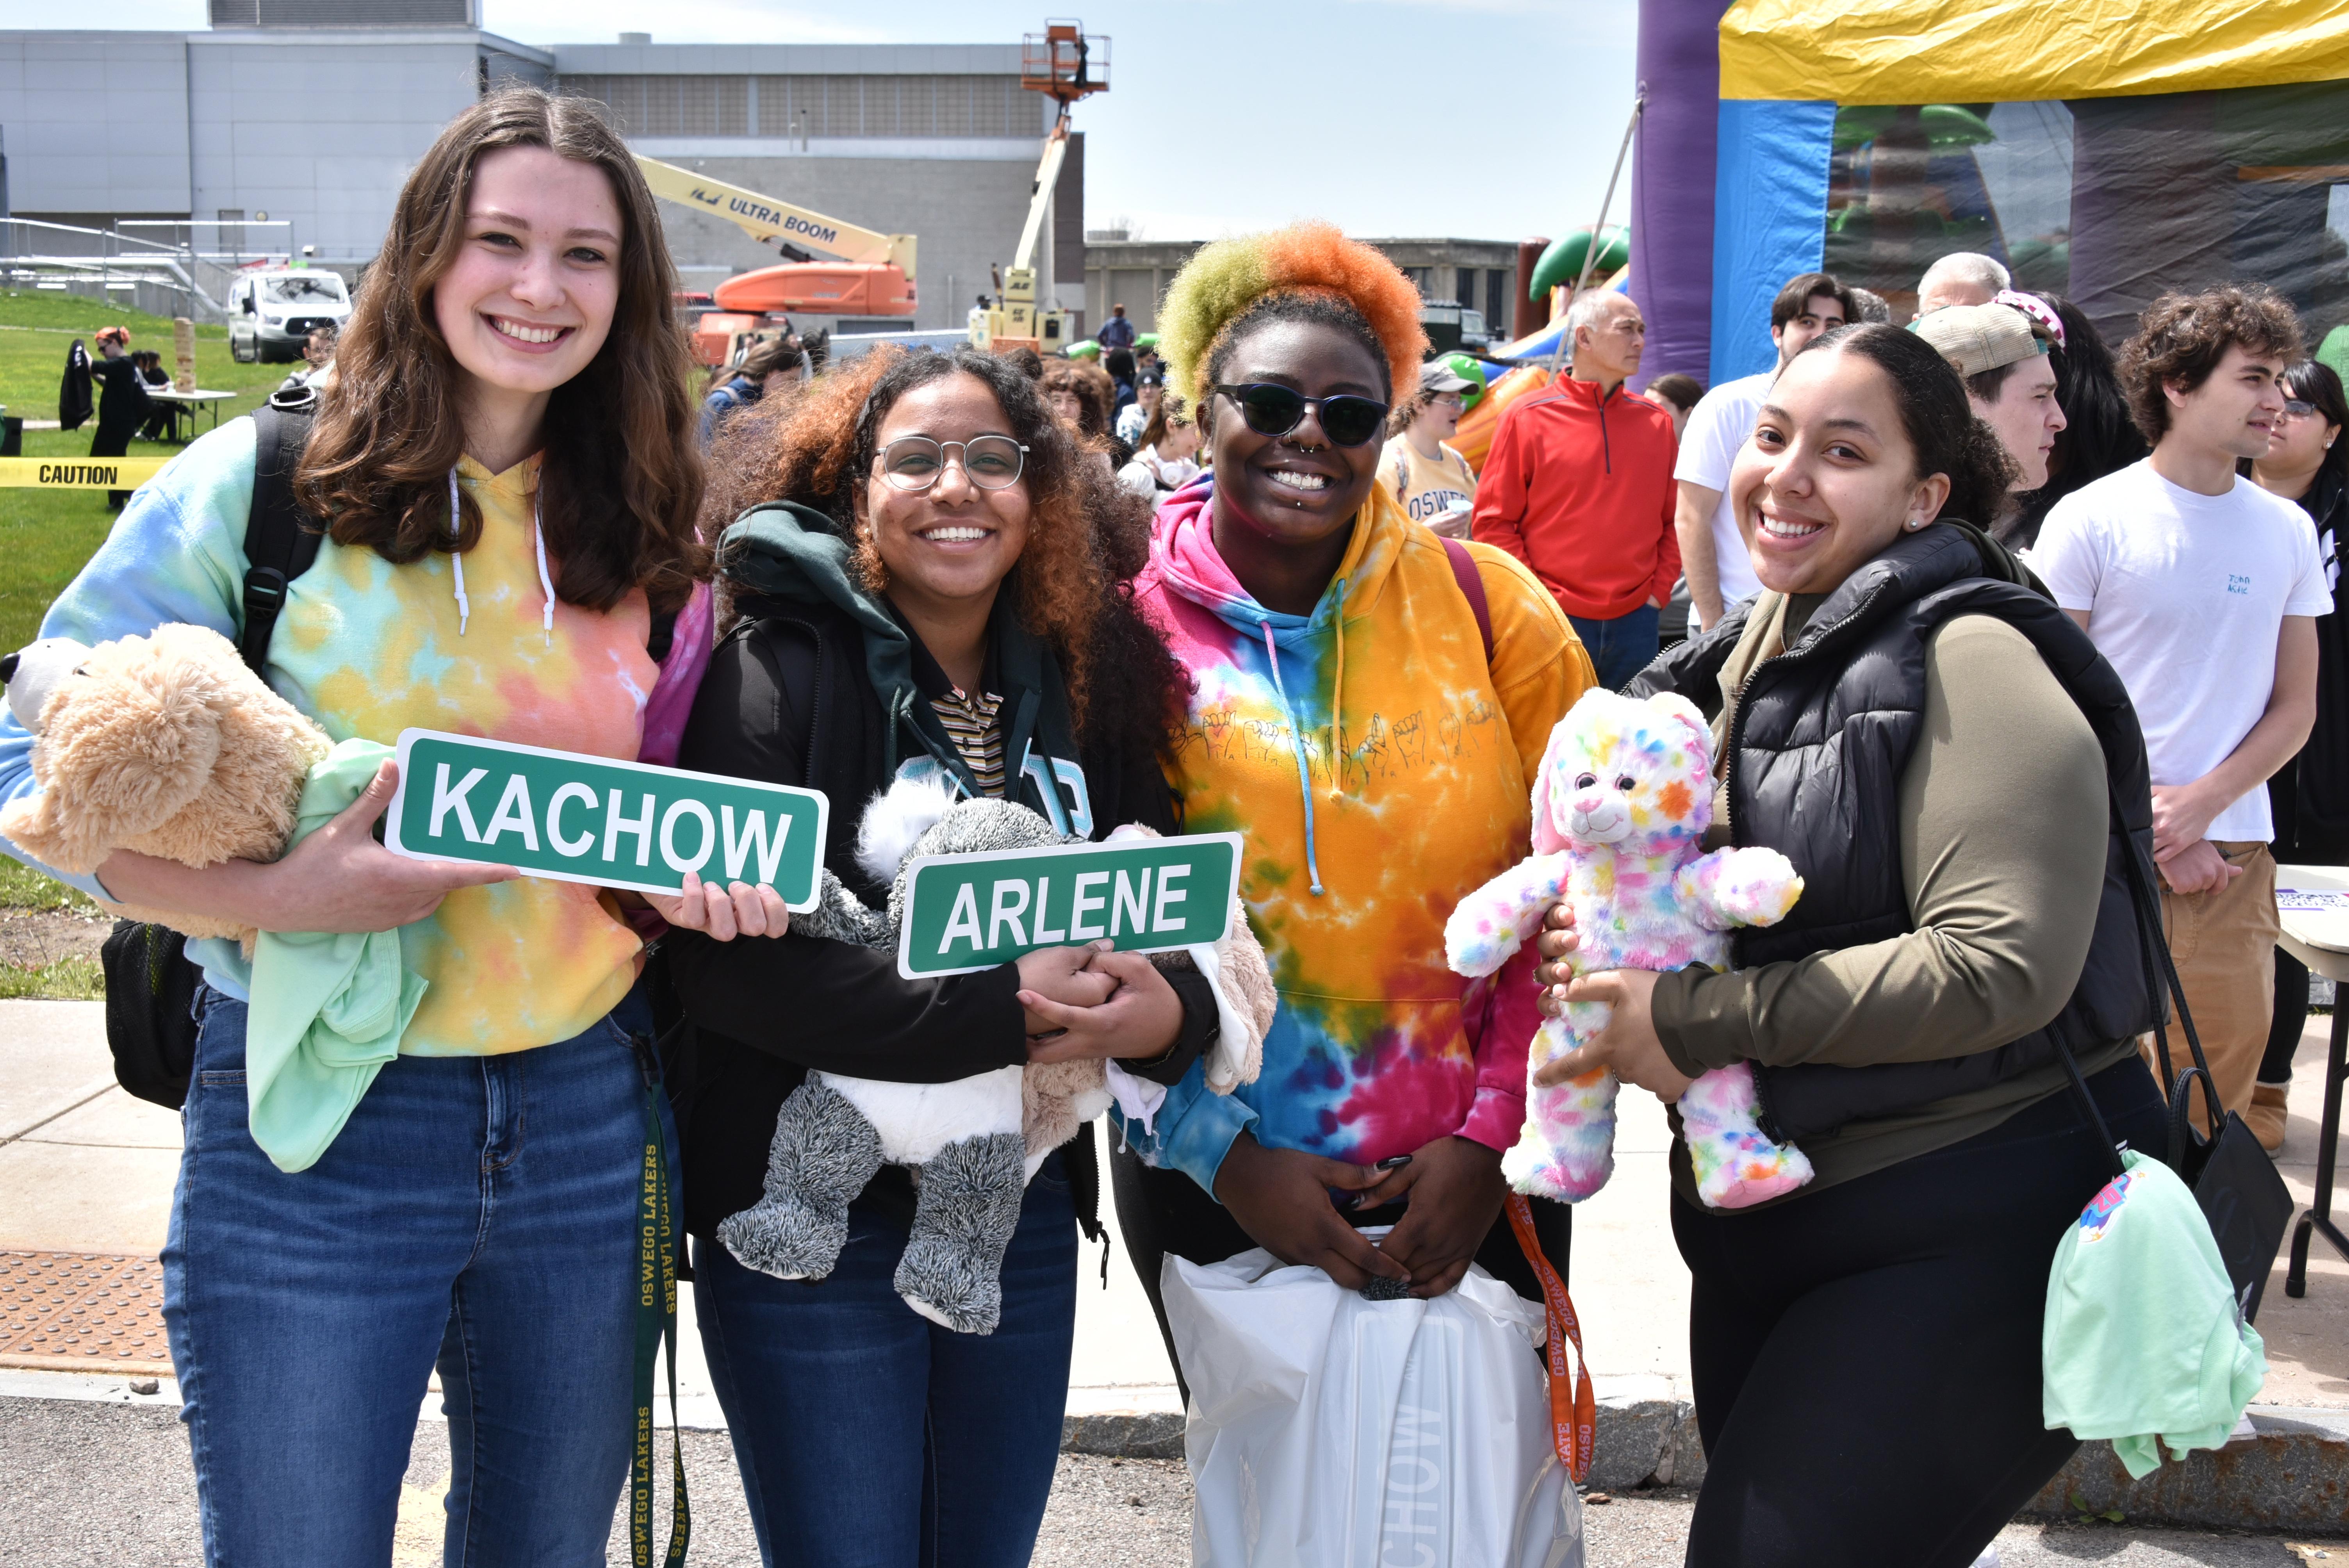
left=0, top=419, right=711, bottom=1056
left=1123, top=475, right=1595, bottom=1192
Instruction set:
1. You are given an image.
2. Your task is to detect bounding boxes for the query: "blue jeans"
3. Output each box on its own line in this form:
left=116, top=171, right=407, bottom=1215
left=693, top=1155, right=1078, bottom=1568
left=1571, top=603, right=1663, bottom=692
left=163, top=981, right=666, bottom=1567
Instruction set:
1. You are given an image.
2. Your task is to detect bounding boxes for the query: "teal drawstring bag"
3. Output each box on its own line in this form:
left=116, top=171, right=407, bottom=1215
left=2042, top=1148, right=2267, bottom=1478
left=245, top=738, right=429, bottom=1174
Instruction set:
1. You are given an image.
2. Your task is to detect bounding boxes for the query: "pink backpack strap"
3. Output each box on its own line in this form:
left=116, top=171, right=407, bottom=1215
left=1441, top=535, right=1495, bottom=665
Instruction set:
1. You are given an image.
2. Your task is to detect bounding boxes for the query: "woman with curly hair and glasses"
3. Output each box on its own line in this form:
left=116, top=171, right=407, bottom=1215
left=0, top=87, right=715, bottom=1562
left=1106, top=223, right=1594, bottom=1375
left=667, top=344, right=1221, bottom=1566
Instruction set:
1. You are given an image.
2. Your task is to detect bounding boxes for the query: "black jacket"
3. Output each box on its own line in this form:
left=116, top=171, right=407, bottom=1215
left=665, top=502, right=1215, bottom=1241
left=2271, top=468, right=2349, bottom=864
left=1629, top=523, right=2162, bottom=1139
left=58, top=340, right=92, bottom=432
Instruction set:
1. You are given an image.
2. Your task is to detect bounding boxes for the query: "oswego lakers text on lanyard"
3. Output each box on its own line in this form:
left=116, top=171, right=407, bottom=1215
left=896, top=833, right=1244, bottom=979
left=384, top=729, right=829, bottom=908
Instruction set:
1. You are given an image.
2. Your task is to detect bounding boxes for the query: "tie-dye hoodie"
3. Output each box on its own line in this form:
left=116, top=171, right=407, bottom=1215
left=1124, top=475, right=1595, bottom=1192
left=0, top=418, right=712, bottom=1055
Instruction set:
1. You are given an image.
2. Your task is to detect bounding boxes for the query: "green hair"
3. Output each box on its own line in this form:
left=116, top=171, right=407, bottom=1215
left=1158, top=237, right=1274, bottom=410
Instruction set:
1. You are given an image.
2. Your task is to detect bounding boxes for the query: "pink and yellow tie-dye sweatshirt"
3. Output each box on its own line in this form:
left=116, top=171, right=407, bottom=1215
left=0, top=418, right=712, bottom=1055
left=1123, top=475, right=1595, bottom=1192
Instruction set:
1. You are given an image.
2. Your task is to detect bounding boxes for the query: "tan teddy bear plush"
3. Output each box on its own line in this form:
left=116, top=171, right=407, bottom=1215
left=1, top=624, right=333, bottom=945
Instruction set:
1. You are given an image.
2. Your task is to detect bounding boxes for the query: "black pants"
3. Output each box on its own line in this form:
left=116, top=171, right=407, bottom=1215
left=1109, top=1140, right=1572, bottom=1399
left=2264, top=946, right=2312, bottom=1086
left=1674, top=1056, right=2167, bottom=1568
left=89, top=415, right=135, bottom=507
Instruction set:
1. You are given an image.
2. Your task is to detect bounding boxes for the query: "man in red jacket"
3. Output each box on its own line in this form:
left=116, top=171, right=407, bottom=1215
left=1472, top=290, right=1679, bottom=689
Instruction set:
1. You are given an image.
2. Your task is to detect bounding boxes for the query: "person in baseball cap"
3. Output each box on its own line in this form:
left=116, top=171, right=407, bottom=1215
left=1381, top=356, right=1485, bottom=537
left=1914, top=297, right=2067, bottom=531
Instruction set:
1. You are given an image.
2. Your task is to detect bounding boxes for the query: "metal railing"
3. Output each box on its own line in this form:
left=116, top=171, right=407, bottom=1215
left=0, top=218, right=296, bottom=321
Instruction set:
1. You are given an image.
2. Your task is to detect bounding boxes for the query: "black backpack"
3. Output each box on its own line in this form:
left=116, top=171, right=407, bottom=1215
left=100, top=391, right=679, bottom=1107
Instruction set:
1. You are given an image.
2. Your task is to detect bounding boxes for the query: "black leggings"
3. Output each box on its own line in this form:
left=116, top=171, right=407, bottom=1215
left=1674, top=1056, right=2167, bottom=1568
left=2264, top=946, right=2312, bottom=1085
left=1109, top=1142, right=1572, bottom=1397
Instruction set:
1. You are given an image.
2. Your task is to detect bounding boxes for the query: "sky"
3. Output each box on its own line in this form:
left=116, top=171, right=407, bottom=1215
left=0, top=0, right=1644, bottom=246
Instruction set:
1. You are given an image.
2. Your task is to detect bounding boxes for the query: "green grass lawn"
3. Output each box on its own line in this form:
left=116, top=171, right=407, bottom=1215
left=0, top=289, right=285, bottom=996
left=0, top=289, right=291, bottom=652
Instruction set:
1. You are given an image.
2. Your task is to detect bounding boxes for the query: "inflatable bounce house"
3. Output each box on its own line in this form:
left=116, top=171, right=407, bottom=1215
left=1629, top=0, right=2349, bottom=387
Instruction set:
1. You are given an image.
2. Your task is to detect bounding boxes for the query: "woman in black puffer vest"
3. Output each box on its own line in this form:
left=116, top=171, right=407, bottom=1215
left=1531, top=324, right=2168, bottom=1568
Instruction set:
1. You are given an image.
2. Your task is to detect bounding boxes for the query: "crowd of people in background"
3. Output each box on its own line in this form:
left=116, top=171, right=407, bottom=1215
left=606, top=220, right=2349, bottom=1564
left=9, top=73, right=2347, bottom=1568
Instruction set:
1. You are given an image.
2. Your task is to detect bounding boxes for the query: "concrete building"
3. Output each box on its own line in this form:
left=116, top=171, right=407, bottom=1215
left=0, top=6, right=1085, bottom=333
left=1086, top=235, right=1522, bottom=338
left=560, top=42, right=1082, bottom=333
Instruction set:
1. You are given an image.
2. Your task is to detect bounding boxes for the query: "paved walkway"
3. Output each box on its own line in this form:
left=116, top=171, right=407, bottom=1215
left=5, top=997, right=2349, bottom=1406
left=7, top=996, right=2349, bottom=1561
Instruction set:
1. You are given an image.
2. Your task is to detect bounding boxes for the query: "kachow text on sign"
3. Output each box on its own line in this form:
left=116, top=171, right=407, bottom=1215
left=384, top=729, right=829, bottom=907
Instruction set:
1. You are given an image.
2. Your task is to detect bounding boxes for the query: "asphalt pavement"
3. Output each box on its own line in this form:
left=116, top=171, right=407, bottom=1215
left=4, top=1387, right=2343, bottom=1566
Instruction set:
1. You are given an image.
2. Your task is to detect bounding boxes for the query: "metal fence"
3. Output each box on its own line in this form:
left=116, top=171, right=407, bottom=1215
left=0, top=218, right=296, bottom=321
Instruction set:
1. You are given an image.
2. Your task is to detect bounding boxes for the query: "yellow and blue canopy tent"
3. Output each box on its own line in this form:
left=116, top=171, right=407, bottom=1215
left=1629, top=0, right=2349, bottom=384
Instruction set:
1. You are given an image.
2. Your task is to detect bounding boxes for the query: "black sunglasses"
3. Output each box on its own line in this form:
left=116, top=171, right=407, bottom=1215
left=1212, top=383, right=1391, bottom=448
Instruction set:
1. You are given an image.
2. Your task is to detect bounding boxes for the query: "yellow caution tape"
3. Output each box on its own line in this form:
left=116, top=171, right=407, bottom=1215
left=0, top=457, right=172, bottom=490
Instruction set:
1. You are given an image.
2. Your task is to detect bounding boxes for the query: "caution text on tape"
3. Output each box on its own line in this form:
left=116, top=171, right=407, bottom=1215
left=0, top=457, right=171, bottom=490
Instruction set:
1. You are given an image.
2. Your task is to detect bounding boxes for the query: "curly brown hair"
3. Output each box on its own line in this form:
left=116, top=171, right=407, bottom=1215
left=701, top=346, right=1188, bottom=754
left=295, top=87, right=706, bottom=613
left=1039, top=358, right=1115, bottom=438
left=2120, top=284, right=2305, bottom=444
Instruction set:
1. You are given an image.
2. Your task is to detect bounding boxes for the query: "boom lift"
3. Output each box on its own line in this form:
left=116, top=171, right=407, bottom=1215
left=634, top=155, right=918, bottom=362
left=967, top=21, right=1108, bottom=356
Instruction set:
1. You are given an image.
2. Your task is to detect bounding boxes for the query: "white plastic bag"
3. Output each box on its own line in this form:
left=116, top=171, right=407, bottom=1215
left=1164, top=1240, right=1584, bottom=1568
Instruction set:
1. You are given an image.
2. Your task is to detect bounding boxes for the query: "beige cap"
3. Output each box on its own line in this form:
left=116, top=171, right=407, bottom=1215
left=1912, top=302, right=2046, bottom=380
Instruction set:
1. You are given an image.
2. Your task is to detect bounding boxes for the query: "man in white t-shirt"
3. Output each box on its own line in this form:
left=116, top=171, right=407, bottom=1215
left=2036, top=284, right=2328, bottom=1128
left=1674, top=271, right=1857, bottom=632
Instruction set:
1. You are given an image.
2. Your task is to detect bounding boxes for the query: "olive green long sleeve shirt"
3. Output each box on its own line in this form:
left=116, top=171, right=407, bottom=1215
left=1654, top=599, right=2134, bottom=1199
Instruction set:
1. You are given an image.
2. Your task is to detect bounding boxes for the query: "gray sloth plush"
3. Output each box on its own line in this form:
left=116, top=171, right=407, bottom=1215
left=717, top=773, right=1274, bottom=1334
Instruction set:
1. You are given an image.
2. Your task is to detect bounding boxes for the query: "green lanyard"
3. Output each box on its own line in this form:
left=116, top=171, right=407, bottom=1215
left=630, top=1076, right=689, bottom=1566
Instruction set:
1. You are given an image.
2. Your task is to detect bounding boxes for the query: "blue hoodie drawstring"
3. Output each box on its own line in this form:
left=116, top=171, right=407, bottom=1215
left=1260, top=618, right=1326, bottom=896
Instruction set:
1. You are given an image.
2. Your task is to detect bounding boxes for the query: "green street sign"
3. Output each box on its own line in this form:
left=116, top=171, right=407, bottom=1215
left=897, top=833, right=1244, bottom=979
left=384, top=729, right=830, bottom=908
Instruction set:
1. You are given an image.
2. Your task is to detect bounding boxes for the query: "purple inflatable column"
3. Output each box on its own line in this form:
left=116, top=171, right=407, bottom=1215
left=1629, top=0, right=1735, bottom=388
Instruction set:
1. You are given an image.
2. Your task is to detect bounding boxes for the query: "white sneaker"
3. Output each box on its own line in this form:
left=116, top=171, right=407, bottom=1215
left=1970, top=1550, right=2000, bottom=1568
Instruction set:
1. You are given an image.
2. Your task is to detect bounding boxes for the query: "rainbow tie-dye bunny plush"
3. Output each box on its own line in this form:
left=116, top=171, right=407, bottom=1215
left=1444, top=688, right=1811, bottom=1209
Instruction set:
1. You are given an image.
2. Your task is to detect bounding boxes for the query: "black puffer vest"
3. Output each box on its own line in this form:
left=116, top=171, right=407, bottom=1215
left=1628, top=525, right=2162, bottom=1140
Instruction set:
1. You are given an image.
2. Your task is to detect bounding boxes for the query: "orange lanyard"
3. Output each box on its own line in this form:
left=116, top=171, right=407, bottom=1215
left=1507, top=1190, right=1596, bottom=1484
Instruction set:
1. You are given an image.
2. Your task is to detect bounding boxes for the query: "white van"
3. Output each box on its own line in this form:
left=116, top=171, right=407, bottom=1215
left=227, top=268, right=352, bottom=364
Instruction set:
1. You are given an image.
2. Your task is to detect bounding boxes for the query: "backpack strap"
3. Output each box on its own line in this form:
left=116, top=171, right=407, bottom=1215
left=239, top=384, right=323, bottom=677
left=1440, top=535, right=1495, bottom=665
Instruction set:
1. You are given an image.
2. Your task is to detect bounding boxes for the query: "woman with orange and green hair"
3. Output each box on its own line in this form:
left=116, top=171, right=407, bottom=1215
left=1109, top=223, right=1596, bottom=1367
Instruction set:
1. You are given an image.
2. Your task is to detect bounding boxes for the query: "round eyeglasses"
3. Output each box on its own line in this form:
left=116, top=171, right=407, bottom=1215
left=879, top=435, right=1029, bottom=492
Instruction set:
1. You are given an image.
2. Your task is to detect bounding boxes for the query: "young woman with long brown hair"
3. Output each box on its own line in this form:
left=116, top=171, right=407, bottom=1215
left=664, top=343, right=1216, bottom=1566
left=0, top=88, right=723, bottom=1563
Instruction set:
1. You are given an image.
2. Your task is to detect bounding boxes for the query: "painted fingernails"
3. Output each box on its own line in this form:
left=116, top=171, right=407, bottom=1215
left=1376, top=1154, right=1413, bottom=1170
